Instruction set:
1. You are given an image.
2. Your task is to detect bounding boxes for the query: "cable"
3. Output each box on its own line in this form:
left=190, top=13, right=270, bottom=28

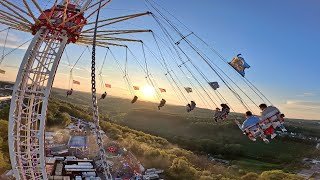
left=126, top=46, right=164, bottom=100
left=70, top=46, right=88, bottom=71
left=64, top=47, right=71, bottom=66
left=149, top=33, right=213, bottom=109
left=193, top=33, right=273, bottom=105
left=98, top=48, right=109, bottom=92
left=0, top=27, right=11, bottom=64
left=146, top=0, right=272, bottom=107
left=0, top=27, right=10, bottom=33
left=149, top=13, right=225, bottom=109
left=141, top=43, right=162, bottom=100
left=148, top=7, right=252, bottom=111
left=0, top=38, right=32, bottom=64
left=109, top=48, right=135, bottom=96
left=151, top=32, right=189, bottom=103
left=99, top=48, right=109, bottom=74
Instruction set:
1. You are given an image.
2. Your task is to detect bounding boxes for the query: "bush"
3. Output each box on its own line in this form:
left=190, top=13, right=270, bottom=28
left=0, top=120, right=8, bottom=140
left=0, top=151, right=10, bottom=172
left=0, top=120, right=9, bottom=174
left=60, top=112, right=71, bottom=127
left=241, top=172, right=259, bottom=180
left=0, top=106, right=9, bottom=120
left=259, top=170, right=303, bottom=180
left=167, top=157, right=197, bottom=180
left=199, top=176, right=214, bottom=180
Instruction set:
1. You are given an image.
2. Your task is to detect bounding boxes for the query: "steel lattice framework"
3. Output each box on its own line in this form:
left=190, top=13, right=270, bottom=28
left=0, top=0, right=151, bottom=179
left=9, top=28, right=68, bottom=180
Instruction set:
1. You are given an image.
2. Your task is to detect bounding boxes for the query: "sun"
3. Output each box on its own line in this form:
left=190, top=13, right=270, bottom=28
left=141, top=85, right=156, bottom=97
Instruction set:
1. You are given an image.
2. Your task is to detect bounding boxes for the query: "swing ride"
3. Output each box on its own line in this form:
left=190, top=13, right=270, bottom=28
left=0, top=0, right=286, bottom=179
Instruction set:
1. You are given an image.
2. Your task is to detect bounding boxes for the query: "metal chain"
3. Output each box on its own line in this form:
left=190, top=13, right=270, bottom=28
left=91, top=0, right=112, bottom=179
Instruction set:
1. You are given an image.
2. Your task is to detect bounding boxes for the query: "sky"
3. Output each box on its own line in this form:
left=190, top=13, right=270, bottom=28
left=0, top=0, right=319, bottom=120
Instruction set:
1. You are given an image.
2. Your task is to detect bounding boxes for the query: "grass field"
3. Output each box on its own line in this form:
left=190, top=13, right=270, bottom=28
left=233, top=158, right=281, bottom=172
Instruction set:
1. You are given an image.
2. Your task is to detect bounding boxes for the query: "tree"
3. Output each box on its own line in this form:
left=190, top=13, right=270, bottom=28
left=0, top=151, right=9, bottom=173
left=0, top=120, right=8, bottom=140
left=259, top=170, right=304, bottom=180
left=0, top=120, right=9, bottom=153
left=167, top=157, right=197, bottom=180
left=60, top=112, right=71, bottom=127
left=48, top=102, right=59, bottom=116
left=241, top=172, right=259, bottom=180
left=199, top=176, right=214, bottom=180
left=0, top=106, right=9, bottom=120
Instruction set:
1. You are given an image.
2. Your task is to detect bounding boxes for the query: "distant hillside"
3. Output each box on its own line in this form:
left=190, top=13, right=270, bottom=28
left=51, top=87, right=244, bottom=118
left=50, top=87, right=320, bottom=173
left=1, top=82, right=320, bottom=174
left=0, top=83, right=309, bottom=179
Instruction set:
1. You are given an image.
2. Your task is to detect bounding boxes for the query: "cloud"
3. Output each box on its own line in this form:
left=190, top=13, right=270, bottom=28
left=282, top=100, right=320, bottom=120
left=0, top=30, right=31, bottom=50
left=72, top=75, right=91, bottom=80
left=297, top=92, right=316, bottom=97
left=59, top=62, right=91, bottom=72
left=286, top=100, right=320, bottom=108
left=2, top=64, right=19, bottom=69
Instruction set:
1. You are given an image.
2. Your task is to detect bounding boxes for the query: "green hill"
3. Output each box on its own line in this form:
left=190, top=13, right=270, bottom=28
left=51, top=88, right=320, bottom=173
left=0, top=86, right=317, bottom=179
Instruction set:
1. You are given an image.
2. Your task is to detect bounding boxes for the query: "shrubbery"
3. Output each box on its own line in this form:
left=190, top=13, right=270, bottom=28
left=0, top=119, right=9, bottom=173
left=0, top=97, right=311, bottom=179
left=98, top=120, right=238, bottom=179
left=240, top=170, right=303, bottom=180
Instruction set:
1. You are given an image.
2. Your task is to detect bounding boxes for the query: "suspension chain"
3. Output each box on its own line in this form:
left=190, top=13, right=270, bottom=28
left=91, top=0, right=112, bottom=179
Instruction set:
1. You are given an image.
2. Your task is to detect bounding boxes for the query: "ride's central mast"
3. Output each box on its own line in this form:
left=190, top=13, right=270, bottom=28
left=7, top=1, right=96, bottom=179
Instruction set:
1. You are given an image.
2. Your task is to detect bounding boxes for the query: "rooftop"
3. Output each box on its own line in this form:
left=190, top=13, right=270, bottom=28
left=68, top=136, right=87, bottom=148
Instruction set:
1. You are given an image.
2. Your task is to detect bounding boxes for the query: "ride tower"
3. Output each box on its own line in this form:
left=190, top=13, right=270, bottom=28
left=8, top=1, right=112, bottom=179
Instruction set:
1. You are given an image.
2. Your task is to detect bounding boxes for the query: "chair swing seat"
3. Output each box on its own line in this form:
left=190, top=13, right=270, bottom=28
left=0, top=69, right=5, bottom=74
left=131, top=96, right=138, bottom=104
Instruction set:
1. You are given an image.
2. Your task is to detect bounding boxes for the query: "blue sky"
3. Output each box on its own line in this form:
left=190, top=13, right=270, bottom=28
left=0, top=0, right=319, bottom=119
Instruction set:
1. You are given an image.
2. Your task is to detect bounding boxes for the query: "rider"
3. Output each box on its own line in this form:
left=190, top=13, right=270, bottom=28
left=235, top=111, right=269, bottom=143
left=241, top=111, right=261, bottom=130
left=221, top=104, right=230, bottom=117
left=213, top=108, right=221, bottom=122
left=214, top=104, right=230, bottom=122
left=278, top=113, right=287, bottom=132
left=158, top=99, right=166, bottom=110
left=259, top=104, right=287, bottom=132
left=259, top=104, right=279, bottom=119
left=186, top=103, right=192, bottom=112
left=66, top=88, right=73, bottom=97
left=190, top=101, right=196, bottom=111
left=131, top=95, right=138, bottom=104
left=100, top=91, right=107, bottom=100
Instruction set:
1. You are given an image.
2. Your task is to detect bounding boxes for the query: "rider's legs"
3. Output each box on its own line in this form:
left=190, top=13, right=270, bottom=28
left=246, top=131, right=256, bottom=141
left=272, top=121, right=287, bottom=132
left=252, top=128, right=269, bottom=143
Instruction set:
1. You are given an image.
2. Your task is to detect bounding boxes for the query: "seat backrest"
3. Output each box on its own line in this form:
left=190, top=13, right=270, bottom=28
left=190, top=103, right=196, bottom=110
left=214, top=111, right=222, bottom=117
left=131, top=96, right=138, bottom=103
left=261, top=106, right=280, bottom=122
left=222, top=108, right=230, bottom=115
left=246, top=125, right=261, bottom=136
